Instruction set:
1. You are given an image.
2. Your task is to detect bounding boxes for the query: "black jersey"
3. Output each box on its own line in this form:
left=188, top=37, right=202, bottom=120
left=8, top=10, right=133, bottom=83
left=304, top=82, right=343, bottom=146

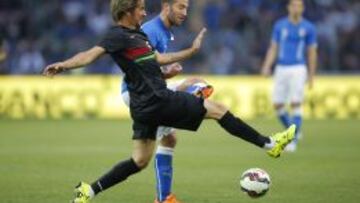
left=98, top=25, right=169, bottom=113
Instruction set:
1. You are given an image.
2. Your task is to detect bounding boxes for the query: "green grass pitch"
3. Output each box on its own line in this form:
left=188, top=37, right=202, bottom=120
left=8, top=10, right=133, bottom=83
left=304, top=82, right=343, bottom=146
left=1, top=119, right=359, bottom=203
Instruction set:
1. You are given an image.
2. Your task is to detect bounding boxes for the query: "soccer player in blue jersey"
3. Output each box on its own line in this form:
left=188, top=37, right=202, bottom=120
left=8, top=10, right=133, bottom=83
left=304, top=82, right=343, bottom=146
left=121, top=1, right=213, bottom=202
left=261, top=0, right=318, bottom=151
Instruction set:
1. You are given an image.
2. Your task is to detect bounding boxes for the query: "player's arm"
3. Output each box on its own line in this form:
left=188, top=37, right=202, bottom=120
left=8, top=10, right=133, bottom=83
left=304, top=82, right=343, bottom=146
left=306, top=24, right=318, bottom=90
left=142, top=24, right=181, bottom=79
left=43, top=46, right=105, bottom=77
left=261, top=41, right=278, bottom=76
left=0, top=39, right=6, bottom=62
left=155, top=28, right=206, bottom=65
left=161, top=63, right=183, bottom=79
left=307, top=45, right=317, bottom=89
left=0, top=49, right=6, bottom=62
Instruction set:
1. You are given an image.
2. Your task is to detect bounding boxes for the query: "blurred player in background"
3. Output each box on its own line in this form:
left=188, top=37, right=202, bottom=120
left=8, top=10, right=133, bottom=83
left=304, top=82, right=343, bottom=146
left=0, top=37, right=7, bottom=63
left=121, top=0, right=213, bottom=202
left=261, top=0, right=318, bottom=151
left=43, top=0, right=295, bottom=202
left=0, top=36, right=8, bottom=74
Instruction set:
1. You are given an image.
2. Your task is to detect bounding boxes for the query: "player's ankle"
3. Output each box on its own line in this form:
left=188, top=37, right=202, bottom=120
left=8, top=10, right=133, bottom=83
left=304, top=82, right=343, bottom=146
left=263, top=138, right=275, bottom=150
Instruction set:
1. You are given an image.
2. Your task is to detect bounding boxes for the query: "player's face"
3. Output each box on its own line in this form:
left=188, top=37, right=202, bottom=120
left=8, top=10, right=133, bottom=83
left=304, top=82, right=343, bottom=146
left=288, top=0, right=304, bottom=18
left=168, top=0, right=189, bottom=26
left=131, top=0, right=147, bottom=27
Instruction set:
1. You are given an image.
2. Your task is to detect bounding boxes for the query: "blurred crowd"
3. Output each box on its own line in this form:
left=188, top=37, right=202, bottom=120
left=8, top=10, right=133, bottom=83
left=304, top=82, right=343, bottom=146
left=0, top=0, right=359, bottom=75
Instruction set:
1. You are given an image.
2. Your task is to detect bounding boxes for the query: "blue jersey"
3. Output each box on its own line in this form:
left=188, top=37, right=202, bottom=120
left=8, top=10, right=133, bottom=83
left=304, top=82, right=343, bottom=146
left=272, top=17, right=317, bottom=66
left=142, top=16, right=174, bottom=53
left=121, top=16, right=173, bottom=93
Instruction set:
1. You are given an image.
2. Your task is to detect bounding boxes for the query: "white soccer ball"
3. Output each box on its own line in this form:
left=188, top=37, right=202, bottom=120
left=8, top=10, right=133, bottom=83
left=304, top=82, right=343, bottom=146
left=240, top=168, right=271, bottom=198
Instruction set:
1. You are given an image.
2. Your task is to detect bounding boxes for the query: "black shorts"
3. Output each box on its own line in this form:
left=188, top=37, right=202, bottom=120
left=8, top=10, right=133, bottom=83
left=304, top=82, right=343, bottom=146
left=131, top=91, right=207, bottom=140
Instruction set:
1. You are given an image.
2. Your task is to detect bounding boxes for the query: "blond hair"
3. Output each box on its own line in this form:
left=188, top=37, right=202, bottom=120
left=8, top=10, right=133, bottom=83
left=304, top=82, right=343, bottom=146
left=289, top=0, right=303, bottom=4
left=161, top=0, right=175, bottom=4
left=110, top=0, right=139, bottom=22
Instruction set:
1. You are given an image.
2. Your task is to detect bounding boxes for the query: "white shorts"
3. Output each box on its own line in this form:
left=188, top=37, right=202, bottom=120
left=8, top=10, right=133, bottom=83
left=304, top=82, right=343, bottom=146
left=272, top=64, right=307, bottom=104
left=121, top=81, right=183, bottom=140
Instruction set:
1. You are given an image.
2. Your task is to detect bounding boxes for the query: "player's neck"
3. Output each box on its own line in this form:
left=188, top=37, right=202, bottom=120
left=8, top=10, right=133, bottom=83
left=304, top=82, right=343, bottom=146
left=160, top=12, right=172, bottom=29
left=117, top=19, right=137, bottom=30
left=288, top=15, right=302, bottom=24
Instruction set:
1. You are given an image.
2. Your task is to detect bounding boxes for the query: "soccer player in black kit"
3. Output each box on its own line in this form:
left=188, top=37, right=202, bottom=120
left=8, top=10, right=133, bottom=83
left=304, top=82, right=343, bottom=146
left=43, top=0, right=295, bottom=202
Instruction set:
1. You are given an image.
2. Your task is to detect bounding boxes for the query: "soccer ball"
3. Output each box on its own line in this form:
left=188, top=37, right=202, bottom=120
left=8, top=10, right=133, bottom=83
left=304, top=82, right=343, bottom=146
left=240, top=168, right=271, bottom=198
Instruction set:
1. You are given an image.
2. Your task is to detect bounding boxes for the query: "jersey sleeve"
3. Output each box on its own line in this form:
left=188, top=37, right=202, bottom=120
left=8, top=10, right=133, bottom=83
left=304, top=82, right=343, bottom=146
left=271, top=22, right=281, bottom=44
left=98, top=28, right=126, bottom=53
left=306, top=24, right=317, bottom=47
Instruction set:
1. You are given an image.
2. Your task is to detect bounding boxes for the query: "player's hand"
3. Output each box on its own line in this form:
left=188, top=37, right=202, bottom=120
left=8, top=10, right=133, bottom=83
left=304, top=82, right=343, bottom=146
left=191, top=28, right=207, bottom=54
left=42, top=62, right=66, bottom=77
left=308, top=76, right=314, bottom=90
left=0, top=51, right=6, bottom=62
left=162, top=63, right=183, bottom=79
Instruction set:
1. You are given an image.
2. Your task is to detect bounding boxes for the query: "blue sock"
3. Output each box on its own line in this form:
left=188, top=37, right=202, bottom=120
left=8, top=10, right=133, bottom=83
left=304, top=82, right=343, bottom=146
left=292, top=115, right=302, bottom=142
left=277, top=108, right=291, bottom=128
left=155, top=146, right=174, bottom=202
left=291, top=106, right=303, bottom=142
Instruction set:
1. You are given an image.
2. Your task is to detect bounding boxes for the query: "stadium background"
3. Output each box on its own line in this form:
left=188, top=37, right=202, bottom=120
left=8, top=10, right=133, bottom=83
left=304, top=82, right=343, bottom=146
left=0, top=0, right=359, bottom=120
left=0, top=0, right=359, bottom=203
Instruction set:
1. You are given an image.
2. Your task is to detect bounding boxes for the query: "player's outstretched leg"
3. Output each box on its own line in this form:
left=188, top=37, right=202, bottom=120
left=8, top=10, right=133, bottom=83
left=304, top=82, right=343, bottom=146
left=204, top=100, right=295, bottom=158
left=72, top=139, right=155, bottom=202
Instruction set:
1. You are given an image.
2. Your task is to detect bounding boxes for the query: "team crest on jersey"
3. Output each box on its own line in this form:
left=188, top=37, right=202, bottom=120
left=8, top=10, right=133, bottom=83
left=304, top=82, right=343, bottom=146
left=299, top=28, right=306, bottom=38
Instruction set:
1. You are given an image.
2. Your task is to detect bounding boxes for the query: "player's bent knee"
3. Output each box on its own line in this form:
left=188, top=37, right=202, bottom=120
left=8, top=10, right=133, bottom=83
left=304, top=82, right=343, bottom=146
left=204, top=100, right=229, bottom=120
left=274, top=103, right=285, bottom=110
left=160, top=133, right=177, bottom=148
left=131, top=139, right=155, bottom=169
left=132, top=151, right=154, bottom=169
left=132, top=156, right=151, bottom=169
left=290, top=102, right=302, bottom=108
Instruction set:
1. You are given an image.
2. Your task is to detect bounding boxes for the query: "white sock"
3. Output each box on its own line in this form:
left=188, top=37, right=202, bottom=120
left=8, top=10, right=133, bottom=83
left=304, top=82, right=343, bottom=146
left=263, top=138, right=275, bottom=150
left=88, top=186, right=95, bottom=198
left=292, top=106, right=303, bottom=116
left=276, top=106, right=287, bottom=116
left=156, top=146, right=174, bottom=155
